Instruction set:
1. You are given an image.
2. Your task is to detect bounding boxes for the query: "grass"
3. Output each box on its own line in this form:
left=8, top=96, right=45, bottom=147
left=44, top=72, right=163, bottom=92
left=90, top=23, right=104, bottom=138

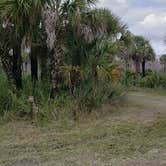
left=0, top=116, right=166, bottom=165
left=0, top=90, right=166, bottom=165
left=129, top=86, right=166, bottom=96
left=0, top=74, right=124, bottom=122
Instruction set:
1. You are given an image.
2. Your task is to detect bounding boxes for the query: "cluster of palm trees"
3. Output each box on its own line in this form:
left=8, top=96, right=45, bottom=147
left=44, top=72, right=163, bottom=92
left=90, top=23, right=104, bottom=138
left=0, top=0, right=155, bottom=98
left=119, top=31, right=155, bottom=76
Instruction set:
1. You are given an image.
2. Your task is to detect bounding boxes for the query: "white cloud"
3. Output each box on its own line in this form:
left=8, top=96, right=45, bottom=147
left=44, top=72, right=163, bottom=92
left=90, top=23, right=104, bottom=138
left=117, top=0, right=127, bottom=4
left=151, top=41, right=166, bottom=56
left=140, top=14, right=166, bottom=26
left=97, top=0, right=166, bottom=56
left=131, top=12, right=166, bottom=55
left=97, top=0, right=129, bottom=17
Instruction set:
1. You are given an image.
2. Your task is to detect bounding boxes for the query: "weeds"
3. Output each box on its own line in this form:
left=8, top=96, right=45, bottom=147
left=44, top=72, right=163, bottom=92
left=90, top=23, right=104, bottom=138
left=0, top=74, right=124, bottom=121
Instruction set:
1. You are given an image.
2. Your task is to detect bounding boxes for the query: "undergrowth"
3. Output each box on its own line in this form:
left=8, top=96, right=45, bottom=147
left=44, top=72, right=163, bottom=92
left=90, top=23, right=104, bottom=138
left=0, top=74, right=124, bottom=122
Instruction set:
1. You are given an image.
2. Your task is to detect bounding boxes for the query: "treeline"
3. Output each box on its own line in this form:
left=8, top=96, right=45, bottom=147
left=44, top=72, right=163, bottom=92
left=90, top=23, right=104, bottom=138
left=0, top=0, right=156, bottom=119
left=0, top=0, right=124, bottom=95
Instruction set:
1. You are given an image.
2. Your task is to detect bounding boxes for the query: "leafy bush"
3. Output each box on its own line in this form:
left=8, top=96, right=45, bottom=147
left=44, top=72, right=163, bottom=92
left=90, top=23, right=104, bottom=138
left=0, top=72, right=124, bottom=121
left=122, top=71, right=166, bottom=89
left=139, top=74, right=158, bottom=88
left=158, top=73, right=166, bottom=88
left=0, top=75, right=12, bottom=115
left=0, top=75, right=29, bottom=117
left=74, top=79, right=124, bottom=112
left=122, top=70, right=141, bottom=87
left=139, top=72, right=166, bottom=89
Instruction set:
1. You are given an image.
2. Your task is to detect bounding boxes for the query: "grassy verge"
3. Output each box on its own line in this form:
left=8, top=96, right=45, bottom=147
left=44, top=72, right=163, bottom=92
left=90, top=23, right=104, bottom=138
left=0, top=106, right=166, bottom=165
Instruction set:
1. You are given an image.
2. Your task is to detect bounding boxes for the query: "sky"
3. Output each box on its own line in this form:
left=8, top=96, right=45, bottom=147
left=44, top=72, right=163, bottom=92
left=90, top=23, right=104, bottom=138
left=98, top=0, right=166, bottom=56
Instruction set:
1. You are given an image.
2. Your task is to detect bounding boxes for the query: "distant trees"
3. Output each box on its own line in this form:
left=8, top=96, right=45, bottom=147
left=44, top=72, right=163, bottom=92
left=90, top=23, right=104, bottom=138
left=0, top=0, right=157, bottom=101
left=160, top=54, right=166, bottom=72
left=119, top=33, right=155, bottom=76
left=119, top=31, right=135, bottom=71
left=141, top=41, right=155, bottom=77
left=132, top=36, right=155, bottom=76
left=0, top=0, right=160, bottom=120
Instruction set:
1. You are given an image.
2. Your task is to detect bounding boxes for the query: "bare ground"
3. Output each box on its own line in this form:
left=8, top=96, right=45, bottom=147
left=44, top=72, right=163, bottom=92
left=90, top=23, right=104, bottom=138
left=0, top=90, right=166, bottom=166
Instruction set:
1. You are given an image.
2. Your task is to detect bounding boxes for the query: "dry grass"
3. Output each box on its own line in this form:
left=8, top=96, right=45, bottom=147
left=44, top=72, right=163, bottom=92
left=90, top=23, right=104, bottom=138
left=0, top=91, right=166, bottom=166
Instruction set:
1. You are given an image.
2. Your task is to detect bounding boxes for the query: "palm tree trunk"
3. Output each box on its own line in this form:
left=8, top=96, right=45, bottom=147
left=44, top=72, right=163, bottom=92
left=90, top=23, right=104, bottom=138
left=13, top=44, right=22, bottom=90
left=50, top=45, right=62, bottom=98
left=42, top=4, right=62, bottom=98
left=142, top=60, right=146, bottom=77
left=40, top=46, right=49, bottom=81
left=30, top=46, right=38, bottom=83
left=135, top=60, right=140, bottom=73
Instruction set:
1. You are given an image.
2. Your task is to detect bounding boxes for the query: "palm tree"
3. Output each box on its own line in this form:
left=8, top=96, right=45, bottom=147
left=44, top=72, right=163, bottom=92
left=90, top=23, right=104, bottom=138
left=0, top=0, right=126, bottom=97
left=119, top=31, right=135, bottom=71
left=42, top=0, right=125, bottom=97
left=0, top=0, right=54, bottom=90
left=0, top=0, right=107, bottom=96
left=42, top=0, right=104, bottom=98
left=131, top=36, right=144, bottom=73
left=131, top=36, right=155, bottom=75
left=64, top=7, right=125, bottom=80
left=141, top=41, right=155, bottom=77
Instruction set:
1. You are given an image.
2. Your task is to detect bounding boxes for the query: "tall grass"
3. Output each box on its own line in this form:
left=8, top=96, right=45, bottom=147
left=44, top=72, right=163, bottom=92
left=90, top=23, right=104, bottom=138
left=0, top=74, right=124, bottom=122
left=122, top=70, right=166, bottom=89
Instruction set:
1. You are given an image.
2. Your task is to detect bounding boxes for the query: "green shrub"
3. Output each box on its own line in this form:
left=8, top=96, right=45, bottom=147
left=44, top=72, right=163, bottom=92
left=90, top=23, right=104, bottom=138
left=139, top=72, right=166, bottom=89
left=122, top=70, right=166, bottom=89
left=139, top=74, right=158, bottom=88
left=22, top=75, right=51, bottom=103
left=122, top=70, right=141, bottom=87
left=0, top=75, right=12, bottom=114
left=158, top=73, right=166, bottom=88
left=0, top=75, right=29, bottom=117
left=0, top=73, right=124, bottom=121
left=74, top=80, right=124, bottom=112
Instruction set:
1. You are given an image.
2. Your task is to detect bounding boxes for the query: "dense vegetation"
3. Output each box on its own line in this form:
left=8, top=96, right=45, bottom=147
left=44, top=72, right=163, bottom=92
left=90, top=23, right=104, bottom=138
left=0, top=0, right=158, bottom=121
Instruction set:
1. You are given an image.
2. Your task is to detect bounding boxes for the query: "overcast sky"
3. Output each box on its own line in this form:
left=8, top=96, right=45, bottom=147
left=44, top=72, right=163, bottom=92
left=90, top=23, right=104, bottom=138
left=98, top=0, right=166, bottom=56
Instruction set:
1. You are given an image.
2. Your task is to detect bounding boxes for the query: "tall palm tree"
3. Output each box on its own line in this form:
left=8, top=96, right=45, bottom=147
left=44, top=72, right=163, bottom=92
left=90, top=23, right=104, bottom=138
left=141, top=40, right=155, bottom=76
left=64, top=7, right=125, bottom=78
left=0, top=0, right=126, bottom=97
left=131, top=36, right=145, bottom=73
left=119, top=31, right=135, bottom=71
left=132, top=36, right=155, bottom=75
left=0, top=0, right=106, bottom=97
left=43, top=0, right=108, bottom=96
left=0, top=0, right=54, bottom=90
